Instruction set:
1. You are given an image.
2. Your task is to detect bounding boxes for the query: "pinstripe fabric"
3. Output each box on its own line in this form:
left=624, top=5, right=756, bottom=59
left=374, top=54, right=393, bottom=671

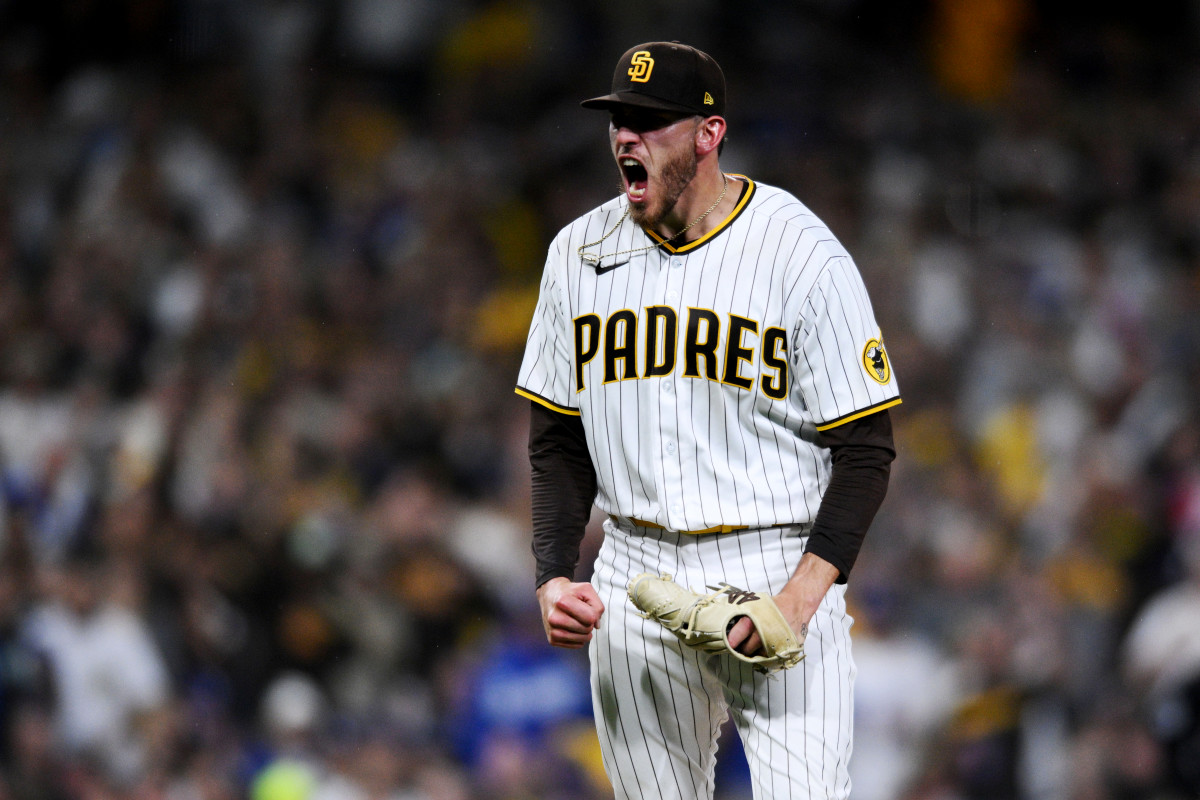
left=516, top=177, right=900, bottom=534
left=518, top=177, right=882, bottom=800
left=591, top=518, right=855, bottom=799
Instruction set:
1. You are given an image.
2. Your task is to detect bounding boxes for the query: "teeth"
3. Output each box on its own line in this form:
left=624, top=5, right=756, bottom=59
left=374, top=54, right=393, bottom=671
left=622, top=157, right=646, bottom=200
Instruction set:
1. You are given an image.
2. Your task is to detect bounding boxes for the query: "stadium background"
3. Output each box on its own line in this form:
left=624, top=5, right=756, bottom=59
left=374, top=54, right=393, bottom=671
left=1, top=1, right=1199, bottom=798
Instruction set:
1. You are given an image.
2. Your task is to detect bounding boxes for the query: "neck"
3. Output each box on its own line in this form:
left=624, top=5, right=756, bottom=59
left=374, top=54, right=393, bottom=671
left=655, top=167, right=736, bottom=243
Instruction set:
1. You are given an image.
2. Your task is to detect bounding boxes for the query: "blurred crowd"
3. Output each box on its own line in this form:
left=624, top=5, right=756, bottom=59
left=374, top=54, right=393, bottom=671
left=0, top=1, right=1199, bottom=799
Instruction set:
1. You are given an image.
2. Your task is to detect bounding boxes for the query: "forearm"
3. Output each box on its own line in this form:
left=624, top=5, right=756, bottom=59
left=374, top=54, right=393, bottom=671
left=776, top=551, right=841, bottom=627
left=529, top=402, right=598, bottom=587
left=802, top=409, right=896, bottom=583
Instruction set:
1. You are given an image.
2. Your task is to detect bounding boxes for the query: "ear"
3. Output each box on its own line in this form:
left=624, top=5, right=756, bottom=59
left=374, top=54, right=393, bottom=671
left=694, top=116, right=727, bottom=158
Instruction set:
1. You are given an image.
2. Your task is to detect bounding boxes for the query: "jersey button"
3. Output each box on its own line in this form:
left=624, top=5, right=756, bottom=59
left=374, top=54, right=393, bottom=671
left=667, top=290, right=679, bottom=301
left=665, top=441, right=676, bottom=454
left=662, top=379, right=673, bottom=393
left=671, top=258, right=683, bottom=268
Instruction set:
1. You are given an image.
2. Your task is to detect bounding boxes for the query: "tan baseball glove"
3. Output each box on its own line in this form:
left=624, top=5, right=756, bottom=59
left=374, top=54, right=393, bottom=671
left=627, top=573, right=805, bottom=674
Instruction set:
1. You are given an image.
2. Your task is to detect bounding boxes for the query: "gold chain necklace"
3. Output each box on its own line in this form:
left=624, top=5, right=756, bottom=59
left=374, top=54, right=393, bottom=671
left=578, top=173, right=729, bottom=266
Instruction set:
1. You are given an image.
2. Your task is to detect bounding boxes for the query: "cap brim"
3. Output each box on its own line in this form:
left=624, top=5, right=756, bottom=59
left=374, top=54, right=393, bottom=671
left=579, top=91, right=701, bottom=114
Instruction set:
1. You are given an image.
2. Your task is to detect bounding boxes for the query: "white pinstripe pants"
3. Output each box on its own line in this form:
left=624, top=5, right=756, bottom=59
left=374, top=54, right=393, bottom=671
left=590, top=517, right=855, bottom=800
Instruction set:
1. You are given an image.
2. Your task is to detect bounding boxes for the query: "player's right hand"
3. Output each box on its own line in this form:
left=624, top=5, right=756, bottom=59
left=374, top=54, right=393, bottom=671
left=536, top=577, right=605, bottom=649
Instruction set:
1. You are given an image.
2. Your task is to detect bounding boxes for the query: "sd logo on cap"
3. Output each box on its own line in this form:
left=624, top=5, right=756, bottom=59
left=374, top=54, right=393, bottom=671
left=582, top=41, right=726, bottom=117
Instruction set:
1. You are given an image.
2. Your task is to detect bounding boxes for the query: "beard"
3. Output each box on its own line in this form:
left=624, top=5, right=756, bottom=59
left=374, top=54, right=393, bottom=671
left=627, top=145, right=698, bottom=232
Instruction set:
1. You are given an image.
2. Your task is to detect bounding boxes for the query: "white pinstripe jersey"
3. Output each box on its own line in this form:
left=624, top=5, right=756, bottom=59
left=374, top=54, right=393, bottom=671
left=517, top=175, right=900, bottom=533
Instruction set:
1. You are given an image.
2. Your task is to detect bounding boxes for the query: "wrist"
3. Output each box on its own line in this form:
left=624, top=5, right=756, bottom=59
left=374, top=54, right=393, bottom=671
left=536, top=573, right=573, bottom=592
left=779, top=553, right=839, bottom=619
left=537, top=575, right=571, bottom=598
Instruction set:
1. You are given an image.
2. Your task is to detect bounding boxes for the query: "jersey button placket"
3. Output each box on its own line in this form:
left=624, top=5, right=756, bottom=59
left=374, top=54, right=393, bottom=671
left=656, top=251, right=685, bottom=530
left=658, top=369, right=682, bottom=528
left=665, top=253, right=684, bottom=307
left=662, top=379, right=676, bottom=455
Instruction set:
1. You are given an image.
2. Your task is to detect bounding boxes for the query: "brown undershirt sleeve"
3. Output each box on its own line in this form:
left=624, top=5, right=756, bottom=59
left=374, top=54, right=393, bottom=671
left=528, top=401, right=598, bottom=588
left=529, top=401, right=894, bottom=588
left=803, top=409, right=896, bottom=584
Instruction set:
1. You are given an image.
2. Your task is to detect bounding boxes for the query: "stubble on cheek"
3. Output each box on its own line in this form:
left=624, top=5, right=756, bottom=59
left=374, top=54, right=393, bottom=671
left=628, top=148, right=697, bottom=230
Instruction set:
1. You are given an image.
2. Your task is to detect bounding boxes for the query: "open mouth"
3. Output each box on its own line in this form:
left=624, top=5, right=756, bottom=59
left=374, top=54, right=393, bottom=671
left=620, top=158, right=648, bottom=202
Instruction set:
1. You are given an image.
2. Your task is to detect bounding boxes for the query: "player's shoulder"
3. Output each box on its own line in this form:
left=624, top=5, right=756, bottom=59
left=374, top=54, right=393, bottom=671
left=741, top=177, right=851, bottom=260
left=741, top=178, right=826, bottom=229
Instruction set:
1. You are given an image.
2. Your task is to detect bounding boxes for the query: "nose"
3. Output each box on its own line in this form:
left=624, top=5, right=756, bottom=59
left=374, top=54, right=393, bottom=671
left=611, top=122, right=640, bottom=149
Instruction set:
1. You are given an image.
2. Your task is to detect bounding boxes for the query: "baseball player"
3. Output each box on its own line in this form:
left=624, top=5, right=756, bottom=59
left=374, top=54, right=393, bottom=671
left=516, top=41, right=900, bottom=799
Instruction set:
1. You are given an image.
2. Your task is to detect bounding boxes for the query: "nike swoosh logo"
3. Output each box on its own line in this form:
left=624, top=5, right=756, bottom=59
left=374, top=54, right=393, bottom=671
left=594, top=260, right=630, bottom=275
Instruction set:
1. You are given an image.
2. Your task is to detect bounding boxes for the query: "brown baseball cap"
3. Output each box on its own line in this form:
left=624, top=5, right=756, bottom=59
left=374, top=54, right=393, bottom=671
left=581, top=41, right=726, bottom=117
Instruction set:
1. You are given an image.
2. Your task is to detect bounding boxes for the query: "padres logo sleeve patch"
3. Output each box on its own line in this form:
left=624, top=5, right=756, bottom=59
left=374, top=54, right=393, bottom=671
left=862, top=336, right=892, bottom=384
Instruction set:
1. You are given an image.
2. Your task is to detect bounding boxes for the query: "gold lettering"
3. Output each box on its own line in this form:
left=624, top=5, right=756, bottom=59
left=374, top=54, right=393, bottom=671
left=604, top=310, right=639, bottom=383
left=722, top=315, right=758, bottom=390
left=574, top=314, right=601, bottom=392
left=628, top=51, right=654, bottom=83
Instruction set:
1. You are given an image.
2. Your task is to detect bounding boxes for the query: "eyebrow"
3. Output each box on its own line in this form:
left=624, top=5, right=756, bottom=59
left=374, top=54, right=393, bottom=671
left=610, top=111, right=691, bottom=130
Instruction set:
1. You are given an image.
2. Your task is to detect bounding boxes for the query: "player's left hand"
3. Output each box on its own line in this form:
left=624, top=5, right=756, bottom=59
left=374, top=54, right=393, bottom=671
left=726, top=615, right=764, bottom=656
left=627, top=573, right=805, bottom=672
left=728, top=552, right=838, bottom=656
left=726, top=592, right=806, bottom=656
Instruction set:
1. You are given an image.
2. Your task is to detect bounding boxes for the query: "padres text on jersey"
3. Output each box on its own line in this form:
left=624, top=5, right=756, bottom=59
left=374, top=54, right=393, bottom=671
left=517, top=176, right=901, bottom=533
